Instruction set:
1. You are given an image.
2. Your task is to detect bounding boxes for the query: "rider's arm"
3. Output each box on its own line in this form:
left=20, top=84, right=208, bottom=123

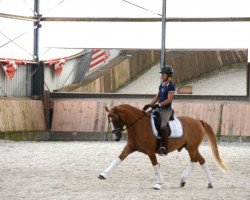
left=149, top=93, right=159, bottom=106
left=159, top=91, right=174, bottom=107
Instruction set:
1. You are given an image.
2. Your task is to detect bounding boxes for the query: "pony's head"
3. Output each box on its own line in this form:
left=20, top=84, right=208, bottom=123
left=105, top=106, right=124, bottom=141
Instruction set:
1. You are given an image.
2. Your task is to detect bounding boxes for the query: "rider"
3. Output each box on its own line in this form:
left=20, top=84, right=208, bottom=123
left=143, top=65, right=175, bottom=155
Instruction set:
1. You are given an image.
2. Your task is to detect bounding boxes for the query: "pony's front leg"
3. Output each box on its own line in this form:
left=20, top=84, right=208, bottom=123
left=98, top=144, right=134, bottom=180
left=98, top=157, right=121, bottom=179
left=148, top=153, right=164, bottom=190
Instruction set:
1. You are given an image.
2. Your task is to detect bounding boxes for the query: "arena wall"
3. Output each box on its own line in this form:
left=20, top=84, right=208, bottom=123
left=0, top=99, right=47, bottom=140
left=0, top=99, right=249, bottom=140
left=51, top=99, right=250, bottom=139
left=221, top=103, right=250, bottom=136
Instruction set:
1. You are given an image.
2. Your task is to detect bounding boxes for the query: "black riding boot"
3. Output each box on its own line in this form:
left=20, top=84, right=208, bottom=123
left=159, top=127, right=169, bottom=156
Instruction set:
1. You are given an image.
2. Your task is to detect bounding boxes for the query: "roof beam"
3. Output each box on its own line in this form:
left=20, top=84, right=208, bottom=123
left=1, top=13, right=250, bottom=22
left=0, top=12, right=37, bottom=21
left=41, top=17, right=250, bottom=22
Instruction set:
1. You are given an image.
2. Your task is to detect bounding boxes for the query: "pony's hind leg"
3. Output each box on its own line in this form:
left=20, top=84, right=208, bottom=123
left=180, top=149, right=213, bottom=189
left=196, top=152, right=213, bottom=189
left=180, top=147, right=198, bottom=187
left=180, top=162, right=196, bottom=187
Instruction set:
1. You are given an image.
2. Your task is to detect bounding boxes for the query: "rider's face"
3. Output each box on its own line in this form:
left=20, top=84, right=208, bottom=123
left=160, top=73, right=168, bottom=82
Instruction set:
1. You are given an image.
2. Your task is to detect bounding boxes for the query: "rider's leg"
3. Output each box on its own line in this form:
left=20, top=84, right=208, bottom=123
left=159, top=127, right=169, bottom=155
left=159, top=109, right=172, bottom=155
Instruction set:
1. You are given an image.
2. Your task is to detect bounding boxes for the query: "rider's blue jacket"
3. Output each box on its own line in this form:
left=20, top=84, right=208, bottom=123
left=158, top=81, right=175, bottom=110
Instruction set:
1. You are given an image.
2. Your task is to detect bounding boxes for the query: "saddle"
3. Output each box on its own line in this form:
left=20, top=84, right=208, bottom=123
left=150, top=109, right=183, bottom=139
left=151, top=110, right=174, bottom=138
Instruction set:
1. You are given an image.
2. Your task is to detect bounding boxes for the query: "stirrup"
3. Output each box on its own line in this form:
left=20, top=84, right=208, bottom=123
left=159, top=147, right=168, bottom=156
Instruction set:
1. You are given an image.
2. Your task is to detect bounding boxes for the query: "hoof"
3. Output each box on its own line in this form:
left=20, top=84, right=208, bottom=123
left=180, top=181, right=186, bottom=187
left=98, top=172, right=107, bottom=180
left=98, top=174, right=106, bottom=180
left=207, top=183, right=213, bottom=189
left=154, top=183, right=162, bottom=190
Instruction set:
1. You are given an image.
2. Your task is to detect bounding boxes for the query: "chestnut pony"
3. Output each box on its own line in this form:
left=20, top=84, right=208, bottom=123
left=98, top=104, right=227, bottom=190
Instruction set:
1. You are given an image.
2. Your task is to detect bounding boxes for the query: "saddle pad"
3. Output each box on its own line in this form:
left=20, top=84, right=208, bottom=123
left=150, top=112, right=161, bottom=139
left=169, top=117, right=183, bottom=138
left=150, top=113, right=183, bottom=139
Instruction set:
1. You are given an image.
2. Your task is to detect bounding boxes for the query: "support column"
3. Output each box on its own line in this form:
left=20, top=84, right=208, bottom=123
left=160, top=0, right=167, bottom=69
left=248, top=63, right=250, bottom=101
left=32, top=0, right=43, bottom=96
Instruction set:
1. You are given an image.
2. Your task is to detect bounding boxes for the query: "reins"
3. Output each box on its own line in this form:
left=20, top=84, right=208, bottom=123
left=121, top=111, right=147, bottom=132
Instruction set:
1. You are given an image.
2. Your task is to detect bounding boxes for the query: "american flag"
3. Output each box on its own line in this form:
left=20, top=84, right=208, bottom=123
left=89, top=49, right=110, bottom=71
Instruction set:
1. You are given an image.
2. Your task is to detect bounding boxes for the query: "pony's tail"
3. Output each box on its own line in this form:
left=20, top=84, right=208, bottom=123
left=200, top=120, right=228, bottom=173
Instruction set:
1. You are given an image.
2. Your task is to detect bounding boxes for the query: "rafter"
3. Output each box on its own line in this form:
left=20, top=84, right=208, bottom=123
left=1, top=13, right=250, bottom=22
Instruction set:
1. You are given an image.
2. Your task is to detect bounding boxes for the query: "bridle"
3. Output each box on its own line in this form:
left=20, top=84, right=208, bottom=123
left=108, top=112, right=125, bottom=133
left=108, top=109, right=147, bottom=133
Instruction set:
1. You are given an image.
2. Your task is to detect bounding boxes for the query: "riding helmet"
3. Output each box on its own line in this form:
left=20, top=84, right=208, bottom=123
left=159, top=66, right=174, bottom=76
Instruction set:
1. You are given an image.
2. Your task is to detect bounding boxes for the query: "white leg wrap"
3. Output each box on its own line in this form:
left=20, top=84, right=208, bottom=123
left=153, top=164, right=164, bottom=190
left=201, top=163, right=212, bottom=183
left=181, top=162, right=196, bottom=182
left=154, top=163, right=164, bottom=184
left=100, top=157, right=121, bottom=178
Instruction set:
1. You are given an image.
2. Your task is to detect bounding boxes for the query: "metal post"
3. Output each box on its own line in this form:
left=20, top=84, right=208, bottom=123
left=34, top=0, right=40, bottom=62
left=32, top=0, right=44, bottom=96
left=248, top=63, right=250, bottom=101
left=160, top=0, right=167, bottom=69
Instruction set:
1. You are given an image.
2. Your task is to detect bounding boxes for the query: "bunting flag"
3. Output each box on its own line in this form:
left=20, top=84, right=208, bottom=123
left=48, top=58, right=67, bottom=76
left=89, top=50, right=110, bottom=71
left=0, top=59, right=26, bottom=79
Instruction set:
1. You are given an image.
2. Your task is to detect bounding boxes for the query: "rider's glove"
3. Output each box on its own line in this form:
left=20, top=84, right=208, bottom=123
left=151, top=104, right=160, bottom=110
left=143, top=104, right=151, bottom=111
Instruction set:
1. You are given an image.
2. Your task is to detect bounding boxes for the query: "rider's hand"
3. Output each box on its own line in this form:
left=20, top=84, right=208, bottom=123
left=151, top=104, right=160, bottom=110
left=143, top=104, right=151, bottom=111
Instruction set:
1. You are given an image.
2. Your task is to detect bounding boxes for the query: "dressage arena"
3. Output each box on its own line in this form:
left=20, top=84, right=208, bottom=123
left=0, top=140, right=249, bottom=200
left=0, top=51, right=249, bottom=199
